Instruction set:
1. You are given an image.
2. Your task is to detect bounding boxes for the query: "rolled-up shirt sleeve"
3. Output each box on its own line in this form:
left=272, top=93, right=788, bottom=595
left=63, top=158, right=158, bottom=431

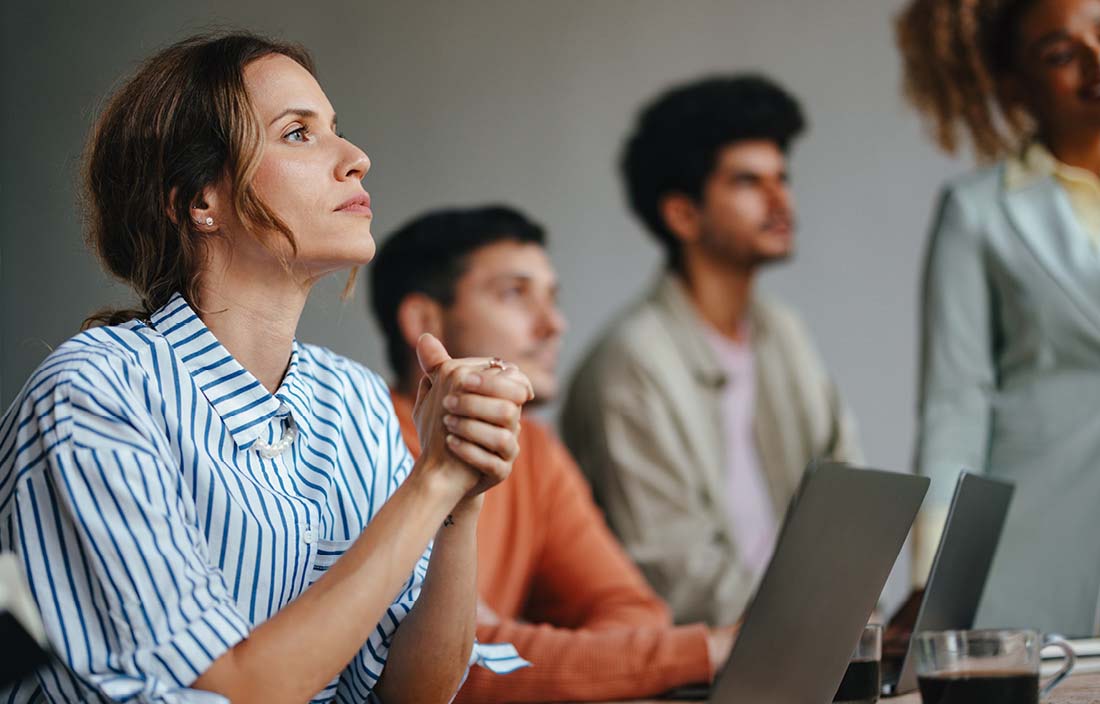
left=12, top=372, right=250, bottom=703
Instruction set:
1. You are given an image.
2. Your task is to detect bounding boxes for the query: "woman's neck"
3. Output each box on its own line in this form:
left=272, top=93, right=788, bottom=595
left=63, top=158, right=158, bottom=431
left=1041, top=126, right=1100, bottom=175
left=196, top=260, right=310, bottom=395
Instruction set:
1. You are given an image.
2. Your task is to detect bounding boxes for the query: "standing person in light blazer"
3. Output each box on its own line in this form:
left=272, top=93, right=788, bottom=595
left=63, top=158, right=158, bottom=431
left=899, top=0, right=1100, bottom=636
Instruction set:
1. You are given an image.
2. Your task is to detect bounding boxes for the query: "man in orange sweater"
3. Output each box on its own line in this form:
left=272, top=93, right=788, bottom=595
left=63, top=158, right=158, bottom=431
left=369, top=205, right=736, bottom=703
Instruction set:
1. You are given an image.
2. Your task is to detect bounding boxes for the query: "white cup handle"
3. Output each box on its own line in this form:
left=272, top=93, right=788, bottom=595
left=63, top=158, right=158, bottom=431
left=1040, top=635, right=1076, bottom=696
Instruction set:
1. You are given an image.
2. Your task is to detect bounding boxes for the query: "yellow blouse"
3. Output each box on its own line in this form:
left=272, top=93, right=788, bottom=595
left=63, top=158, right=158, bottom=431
left=1005, top=142, right=1100, bottom=249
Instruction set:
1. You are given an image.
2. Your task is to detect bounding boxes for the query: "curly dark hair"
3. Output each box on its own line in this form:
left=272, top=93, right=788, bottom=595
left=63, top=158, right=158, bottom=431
left=619, top=74, right=806, bottom=268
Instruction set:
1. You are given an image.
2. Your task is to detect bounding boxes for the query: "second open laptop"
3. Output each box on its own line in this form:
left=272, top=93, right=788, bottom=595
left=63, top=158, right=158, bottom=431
left=882, top=471, right=1015, bottom=696
left=697, top=462, right=929, bottom=703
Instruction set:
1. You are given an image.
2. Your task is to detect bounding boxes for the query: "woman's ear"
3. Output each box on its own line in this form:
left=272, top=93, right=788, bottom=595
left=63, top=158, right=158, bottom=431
left=994, top=73, right=1039, bottom=140
left=189, top=183, right=224, bottom=233
left=165, top=183, right=224, bottom=232
left=996, top=73, right=1030, bottom=115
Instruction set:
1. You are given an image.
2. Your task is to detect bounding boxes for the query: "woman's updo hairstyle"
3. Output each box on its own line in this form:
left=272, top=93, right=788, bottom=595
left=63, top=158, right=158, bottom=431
left=83, top=32, right=314, bottom=326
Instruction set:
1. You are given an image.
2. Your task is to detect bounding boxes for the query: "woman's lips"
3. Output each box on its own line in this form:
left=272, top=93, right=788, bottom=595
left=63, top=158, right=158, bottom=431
left=336, top=193, right=372, bottom=216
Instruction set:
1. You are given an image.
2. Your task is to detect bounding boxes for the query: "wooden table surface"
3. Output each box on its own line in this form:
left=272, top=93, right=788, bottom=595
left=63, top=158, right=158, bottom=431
left=618, top=670, right=1100, bottom=703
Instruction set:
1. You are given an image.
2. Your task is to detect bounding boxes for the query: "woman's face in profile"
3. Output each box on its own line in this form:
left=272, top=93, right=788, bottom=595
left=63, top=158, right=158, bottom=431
left=239, top=53, right=376, bottom=278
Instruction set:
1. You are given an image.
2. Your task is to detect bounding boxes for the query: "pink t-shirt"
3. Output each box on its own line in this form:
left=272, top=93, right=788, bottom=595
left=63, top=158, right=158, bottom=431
left=701, top=324, right=779, bottom=582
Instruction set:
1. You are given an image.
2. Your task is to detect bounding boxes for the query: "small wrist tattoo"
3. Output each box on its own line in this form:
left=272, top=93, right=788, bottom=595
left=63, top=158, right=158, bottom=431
left=443, top=514, right=455, bottom=527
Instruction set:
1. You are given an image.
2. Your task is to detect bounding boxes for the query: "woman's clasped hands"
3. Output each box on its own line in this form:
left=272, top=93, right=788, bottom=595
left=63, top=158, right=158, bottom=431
left=412, top=333, right=533, bottom=505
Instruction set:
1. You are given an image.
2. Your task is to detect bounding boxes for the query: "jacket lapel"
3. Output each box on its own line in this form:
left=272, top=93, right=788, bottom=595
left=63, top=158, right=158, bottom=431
left=1002, top=177, right=1100, bottom=335
left=650, top=274, right=730, bottom=513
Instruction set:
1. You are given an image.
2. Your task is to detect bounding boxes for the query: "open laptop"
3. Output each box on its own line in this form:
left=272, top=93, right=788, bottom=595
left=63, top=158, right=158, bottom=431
left=882, top=471, right=1015, bottom=696
left=675, top=462, right=929, bottom=703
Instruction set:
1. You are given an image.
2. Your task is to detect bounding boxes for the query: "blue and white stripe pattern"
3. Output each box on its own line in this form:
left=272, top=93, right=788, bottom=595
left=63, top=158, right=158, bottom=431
left=468, top=643, right=531, bottom=675
left=0, top=292, right=498, bottom=703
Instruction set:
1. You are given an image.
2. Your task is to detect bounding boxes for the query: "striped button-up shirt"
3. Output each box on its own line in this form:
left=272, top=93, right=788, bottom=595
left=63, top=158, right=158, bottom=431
left=0, top=293, right=471, bottom=702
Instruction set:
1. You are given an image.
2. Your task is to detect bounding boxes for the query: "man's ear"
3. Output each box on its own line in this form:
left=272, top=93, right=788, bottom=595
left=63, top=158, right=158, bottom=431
left=397, top=294, right=446, bottom=353
left=658, top=193, right=703, bottom=245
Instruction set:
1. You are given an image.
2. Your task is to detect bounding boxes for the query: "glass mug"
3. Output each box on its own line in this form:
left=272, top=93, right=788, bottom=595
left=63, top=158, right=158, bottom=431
left=834, top=623, right=882, bottom=703
left=914, top=629, right=1075, bottom=704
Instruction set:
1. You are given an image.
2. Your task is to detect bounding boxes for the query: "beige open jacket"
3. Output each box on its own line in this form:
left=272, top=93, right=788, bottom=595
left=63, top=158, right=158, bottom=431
left=561, top=273, right=862, bottom=626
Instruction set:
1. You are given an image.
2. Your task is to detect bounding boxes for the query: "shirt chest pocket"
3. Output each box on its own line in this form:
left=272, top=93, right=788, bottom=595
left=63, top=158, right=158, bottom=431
left=308, top=535, right=355, bottom=586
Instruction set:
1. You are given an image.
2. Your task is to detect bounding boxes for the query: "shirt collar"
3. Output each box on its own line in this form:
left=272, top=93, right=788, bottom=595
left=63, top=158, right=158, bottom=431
left=700, top=319, right=753, bottom=364
left=650, top=273, right=728, bottom=388
left=651, top=271, right=767, bottom=389
left=273, top=347, right=314, bottom=442
left=1005, top=141, right=1100, bottom=192
left=149, top=293, right=308, bottom=450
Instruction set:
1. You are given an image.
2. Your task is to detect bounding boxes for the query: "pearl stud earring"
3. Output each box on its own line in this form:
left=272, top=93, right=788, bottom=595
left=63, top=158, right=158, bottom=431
left=204, top=217, right=214, bottom=226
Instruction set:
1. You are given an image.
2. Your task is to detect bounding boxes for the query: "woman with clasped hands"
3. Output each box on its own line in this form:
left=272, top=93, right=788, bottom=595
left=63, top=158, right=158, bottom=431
left=0, top=32, right=531, bottom=703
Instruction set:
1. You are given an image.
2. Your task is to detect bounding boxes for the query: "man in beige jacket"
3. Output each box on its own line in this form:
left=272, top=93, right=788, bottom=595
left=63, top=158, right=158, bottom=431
left=561, top=74, right=863, bottom=627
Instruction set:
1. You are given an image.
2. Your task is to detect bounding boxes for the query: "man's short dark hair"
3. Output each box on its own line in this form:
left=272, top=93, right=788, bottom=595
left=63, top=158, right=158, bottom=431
left=620, top=74, right=806, bottom=267
left=370, top=205, right=546, bottom=377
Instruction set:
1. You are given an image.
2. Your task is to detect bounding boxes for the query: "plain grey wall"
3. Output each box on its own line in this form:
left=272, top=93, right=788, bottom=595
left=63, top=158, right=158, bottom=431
left=1, top=0, right=966, bottom=608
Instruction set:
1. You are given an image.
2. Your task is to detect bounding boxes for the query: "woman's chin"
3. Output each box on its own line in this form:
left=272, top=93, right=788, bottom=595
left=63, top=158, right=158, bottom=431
left=321, top=234, right=377, bottom=267
left=360, top=233, right=377, bottom=263
left=344, top=226, right=376, bottom=264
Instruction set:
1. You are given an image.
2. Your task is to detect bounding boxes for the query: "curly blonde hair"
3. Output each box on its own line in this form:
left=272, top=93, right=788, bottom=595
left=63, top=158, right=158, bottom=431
left=896, top=0, right=1037, bottom=160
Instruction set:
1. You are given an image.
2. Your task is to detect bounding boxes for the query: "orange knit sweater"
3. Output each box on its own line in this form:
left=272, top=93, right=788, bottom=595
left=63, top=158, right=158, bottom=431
left=391, top=393, right=711, bottom=703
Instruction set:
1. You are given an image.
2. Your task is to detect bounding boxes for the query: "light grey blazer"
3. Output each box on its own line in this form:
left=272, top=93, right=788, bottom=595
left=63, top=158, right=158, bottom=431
left=561, top=273, right=862, bottom=626
left=917, top=163, right=1100, bottom=636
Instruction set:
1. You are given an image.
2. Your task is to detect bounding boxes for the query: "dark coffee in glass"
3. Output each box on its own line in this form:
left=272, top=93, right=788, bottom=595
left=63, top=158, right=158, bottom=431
left=834, top=624, right=881, bottom=703
left=833, top=658, right=881, bottom=703
left=913, top=630, right=1075, bottom=704
left=917, top=669, right=1038, bottom=704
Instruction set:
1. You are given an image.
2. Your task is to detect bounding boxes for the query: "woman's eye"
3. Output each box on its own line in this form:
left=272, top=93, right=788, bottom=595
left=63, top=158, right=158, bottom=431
left=1043, top=49, right=1074, bottom=67
left=285, top=126, right=309, bottom=142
